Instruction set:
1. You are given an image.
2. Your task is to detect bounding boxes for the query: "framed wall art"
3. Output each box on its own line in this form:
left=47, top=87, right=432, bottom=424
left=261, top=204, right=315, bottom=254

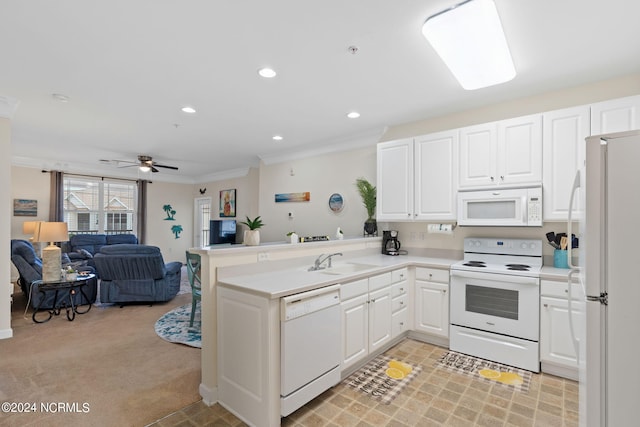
left=328, top=193, right=344, bottom=213
left=13, top=199, right=37, bottom=216
left=275, top=192, right=310, bottom=203
left=220, top=189, right=236, bottom=217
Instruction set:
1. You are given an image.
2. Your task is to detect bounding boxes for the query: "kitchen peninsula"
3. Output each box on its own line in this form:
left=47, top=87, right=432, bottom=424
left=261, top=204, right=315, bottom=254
left=194, top=237, right=460, bottom=427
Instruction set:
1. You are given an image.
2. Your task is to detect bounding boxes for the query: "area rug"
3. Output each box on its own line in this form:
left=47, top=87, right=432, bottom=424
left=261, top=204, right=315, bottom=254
left=434, top=351, right=532, bottom=393
left=343, top=355, right=422, bottom=404
left=177, top=265, right=192, bottom=295
left=154, top=303, right=201, bottom=348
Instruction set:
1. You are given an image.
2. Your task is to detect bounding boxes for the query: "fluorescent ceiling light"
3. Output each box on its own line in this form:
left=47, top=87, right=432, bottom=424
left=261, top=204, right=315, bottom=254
left=272, top=135, right=283, bottom=141
left=181, top=106, right=196, bottom=113
left=258, top=67, right=277, bottom=78
left=422, top=0, right=516, bottom=90
left=347, top=111, right=360, bottom=119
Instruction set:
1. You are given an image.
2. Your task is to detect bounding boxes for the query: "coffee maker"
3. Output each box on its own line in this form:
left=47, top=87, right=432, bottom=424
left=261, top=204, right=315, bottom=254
left=382, top=230, right=401, bottom=255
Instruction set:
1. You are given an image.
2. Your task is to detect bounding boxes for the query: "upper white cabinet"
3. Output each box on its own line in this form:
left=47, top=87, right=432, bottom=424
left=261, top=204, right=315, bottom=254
left=376, top=139, right=414, bottom=221
left=459, top=114, right=542, bottom=189
left=377, top=131, right=457, bottom=221
left=591, top=94, right=640, bottom=135
left=414, top=131, right=458, bottom=221
left=542, top=106, right=590, bottom=221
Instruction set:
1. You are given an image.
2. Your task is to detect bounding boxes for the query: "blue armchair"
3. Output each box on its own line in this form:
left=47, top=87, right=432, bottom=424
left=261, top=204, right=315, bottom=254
left=93, top=244, right=181, bottom=304
left=10, top=239, right=97, bottom=309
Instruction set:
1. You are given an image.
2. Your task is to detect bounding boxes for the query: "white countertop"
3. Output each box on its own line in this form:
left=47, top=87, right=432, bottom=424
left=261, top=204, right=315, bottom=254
left=217, top=251, right=458, bottom=299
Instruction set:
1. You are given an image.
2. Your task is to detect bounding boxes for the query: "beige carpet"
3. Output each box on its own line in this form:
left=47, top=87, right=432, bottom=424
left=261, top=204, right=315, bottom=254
left=1, top=273, right=201, bottom=427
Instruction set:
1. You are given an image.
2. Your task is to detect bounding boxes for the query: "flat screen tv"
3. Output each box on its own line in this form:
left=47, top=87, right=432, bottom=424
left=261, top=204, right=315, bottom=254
left=210, top=219, right=237, bottom=245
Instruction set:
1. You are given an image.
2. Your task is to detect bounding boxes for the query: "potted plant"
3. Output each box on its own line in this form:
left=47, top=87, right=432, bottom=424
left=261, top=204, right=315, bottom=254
left=355, top=177, right=377, bottom=236
left=241, top=216, right=265, bottom=246
left=65, top=265, right=78, bottom=281
left=286, top=231, right=299, bottom=244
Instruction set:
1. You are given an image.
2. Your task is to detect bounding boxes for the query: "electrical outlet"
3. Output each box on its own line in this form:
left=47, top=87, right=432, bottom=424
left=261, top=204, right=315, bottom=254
left=258, top=252, right=270, bottom=262
left=288, top=212, right=294, bottom=219
left=410, top=232, right=417, bottom=241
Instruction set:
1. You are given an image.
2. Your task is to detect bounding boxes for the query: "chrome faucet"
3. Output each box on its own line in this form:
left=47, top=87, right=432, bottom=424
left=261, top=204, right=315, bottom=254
left=309, top=252, right=343, bottom=271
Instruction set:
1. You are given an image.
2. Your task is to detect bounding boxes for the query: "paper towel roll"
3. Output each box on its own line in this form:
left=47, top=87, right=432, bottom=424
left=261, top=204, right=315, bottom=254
left=427, top=224, right=453, bottom=234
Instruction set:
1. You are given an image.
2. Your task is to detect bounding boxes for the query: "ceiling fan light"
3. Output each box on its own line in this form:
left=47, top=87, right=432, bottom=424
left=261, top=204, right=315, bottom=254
left=422, top=0, right=516, bottom=90
left=139, top=165, right=151, bottom=173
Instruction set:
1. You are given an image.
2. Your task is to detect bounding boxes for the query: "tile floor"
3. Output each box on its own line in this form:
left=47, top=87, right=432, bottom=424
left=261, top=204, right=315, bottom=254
left=150, top=339, right=578, bottom=427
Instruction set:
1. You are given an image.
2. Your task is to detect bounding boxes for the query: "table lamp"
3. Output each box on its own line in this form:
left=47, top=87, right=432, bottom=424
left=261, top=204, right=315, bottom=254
left=34, top=222, right=69, bottom=282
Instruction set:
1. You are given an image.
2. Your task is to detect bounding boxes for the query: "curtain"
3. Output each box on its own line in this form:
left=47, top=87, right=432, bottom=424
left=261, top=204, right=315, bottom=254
left=49, top=170, right=64, bottom=221
left=137, top=179, right=148, bottom=243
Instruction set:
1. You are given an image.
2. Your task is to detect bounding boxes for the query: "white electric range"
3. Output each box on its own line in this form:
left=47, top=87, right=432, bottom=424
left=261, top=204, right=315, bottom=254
left=449, top=237, right=543, bottom=372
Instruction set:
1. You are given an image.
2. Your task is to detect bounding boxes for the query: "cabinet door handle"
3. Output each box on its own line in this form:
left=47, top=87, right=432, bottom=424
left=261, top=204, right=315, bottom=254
left=543, top=303, right=548, bottom=308
left=490, top=176, right=495, bottom=182
left=407, top=213, right=411, bottom=217
left=399, top=322, right=404, bottom=326
left=443, top=290, right=447, bottom=294
left=399, top=287, right=404, bottom=292
left=500, top=175, right=504, bottom=181
left=429, top=273, right=433, bottom=279
left=399, top=301, right=404, bottom=305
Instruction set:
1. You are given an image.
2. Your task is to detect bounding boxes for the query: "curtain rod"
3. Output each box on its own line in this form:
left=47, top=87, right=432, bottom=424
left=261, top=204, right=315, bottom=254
left=41, top=170, right=152, bottom=184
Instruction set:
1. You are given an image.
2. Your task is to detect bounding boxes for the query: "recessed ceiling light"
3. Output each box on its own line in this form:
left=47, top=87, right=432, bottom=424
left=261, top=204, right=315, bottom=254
left=347, top=111, right=361, bottom=119
left=52, top=93, right=70, bottom=103
left=272, top=135, right=283, bottom=141
left=181, top=106, right=196, bottom=114
left=258, top=67, right=277, bottom=78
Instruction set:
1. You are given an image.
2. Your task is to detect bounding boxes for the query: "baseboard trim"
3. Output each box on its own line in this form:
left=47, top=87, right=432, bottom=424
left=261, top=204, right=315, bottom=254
left=199, top=383, right=218, bottom=406
left=0, top=327, right=14, bottom=339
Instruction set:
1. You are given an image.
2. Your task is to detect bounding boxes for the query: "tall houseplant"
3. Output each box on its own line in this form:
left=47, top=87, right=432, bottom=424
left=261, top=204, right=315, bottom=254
left=241, top=216, right=265, bottom=246
left=355, top=178, right=377, bottom=236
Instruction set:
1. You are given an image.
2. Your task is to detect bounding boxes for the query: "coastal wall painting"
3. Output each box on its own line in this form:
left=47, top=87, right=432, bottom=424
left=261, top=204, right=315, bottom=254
left=220, top=189, right=236, bottom=217
left=13, top=199, right=37, bottom=216
left=275, top=192, right=310, bottom=203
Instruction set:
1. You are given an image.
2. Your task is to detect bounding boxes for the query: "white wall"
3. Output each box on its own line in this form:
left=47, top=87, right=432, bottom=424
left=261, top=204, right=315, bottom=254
left=382, top=73, right=640, bottom=141
left=1, top=118, right=12, bottom=338
left=10, top=166, right=50, bottom=237
left=145, top=181, right=196, bottom=263
left=194, top=167, right=260, bottom=244
left=257, top=146, right=377, bottom=243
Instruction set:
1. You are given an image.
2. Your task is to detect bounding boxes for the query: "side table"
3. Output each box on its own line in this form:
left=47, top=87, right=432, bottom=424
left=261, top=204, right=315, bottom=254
left=32, top=274, right=95, bottom=323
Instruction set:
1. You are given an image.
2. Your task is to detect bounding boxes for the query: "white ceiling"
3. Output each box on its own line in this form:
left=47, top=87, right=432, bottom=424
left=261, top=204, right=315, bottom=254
left=3, top=0, right=640, bottom=184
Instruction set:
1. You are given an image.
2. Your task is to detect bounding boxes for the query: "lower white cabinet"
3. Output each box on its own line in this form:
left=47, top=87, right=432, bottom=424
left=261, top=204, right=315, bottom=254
left=390, top=270, right=409, bottom=338
left=540, top=279, right=585, bottom=380
left=414, top=267, right=449, bottom=338
left=341, top=269, right=407, bottom=371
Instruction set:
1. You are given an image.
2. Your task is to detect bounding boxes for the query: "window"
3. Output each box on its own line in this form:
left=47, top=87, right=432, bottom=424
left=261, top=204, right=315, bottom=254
left=64, top=176, right=137, bottom=235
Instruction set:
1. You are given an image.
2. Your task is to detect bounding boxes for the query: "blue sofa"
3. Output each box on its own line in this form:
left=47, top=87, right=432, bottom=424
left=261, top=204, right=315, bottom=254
left=93, top=244, right=181, bottom=305
left=10, top=239, right=98, bottom=309
left=64, top=233, right=138, bottom=269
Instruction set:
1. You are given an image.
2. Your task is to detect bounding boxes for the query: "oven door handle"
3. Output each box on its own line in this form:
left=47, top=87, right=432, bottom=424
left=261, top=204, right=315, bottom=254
left=450, top=269, right=539, bottom=286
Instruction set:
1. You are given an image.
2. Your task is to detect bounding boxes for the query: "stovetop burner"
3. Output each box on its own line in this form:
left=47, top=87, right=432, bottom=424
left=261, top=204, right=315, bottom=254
left=505, top=263, right=531, bottom=271
left=463, top=261, right=486, bottom=267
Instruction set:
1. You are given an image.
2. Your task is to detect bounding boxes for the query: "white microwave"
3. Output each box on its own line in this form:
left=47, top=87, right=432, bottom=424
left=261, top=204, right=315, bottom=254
left=457, top=186, right=542, bottom=227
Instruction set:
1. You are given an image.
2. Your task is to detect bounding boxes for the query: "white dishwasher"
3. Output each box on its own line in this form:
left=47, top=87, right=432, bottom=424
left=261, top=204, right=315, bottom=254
left=280, top=284, right=341, bottom=417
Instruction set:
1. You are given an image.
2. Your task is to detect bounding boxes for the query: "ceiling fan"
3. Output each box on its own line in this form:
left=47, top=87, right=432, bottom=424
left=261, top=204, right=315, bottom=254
left=107, top=155, right=179, bottom=173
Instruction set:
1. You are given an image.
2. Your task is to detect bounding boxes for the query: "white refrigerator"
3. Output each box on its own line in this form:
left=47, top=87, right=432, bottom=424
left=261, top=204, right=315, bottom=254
left=568, top=129, right=640, bottom=426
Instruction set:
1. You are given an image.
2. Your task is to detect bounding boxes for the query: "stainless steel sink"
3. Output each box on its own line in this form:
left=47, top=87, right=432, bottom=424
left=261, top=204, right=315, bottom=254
left=315, top=263, right=378, bottom=275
